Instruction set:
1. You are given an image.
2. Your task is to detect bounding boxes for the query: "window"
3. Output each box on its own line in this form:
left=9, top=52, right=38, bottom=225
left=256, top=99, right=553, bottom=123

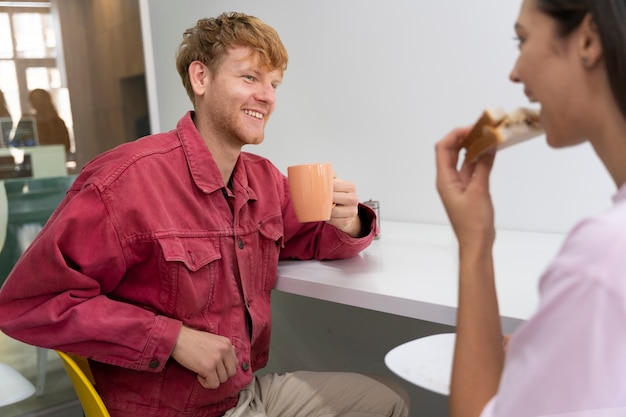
left=0, top=1, right=74, bottom=155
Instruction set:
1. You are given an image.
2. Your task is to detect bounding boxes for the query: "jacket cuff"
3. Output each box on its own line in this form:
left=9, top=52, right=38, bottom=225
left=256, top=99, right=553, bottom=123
left=141, top=315, right=182, bottom=372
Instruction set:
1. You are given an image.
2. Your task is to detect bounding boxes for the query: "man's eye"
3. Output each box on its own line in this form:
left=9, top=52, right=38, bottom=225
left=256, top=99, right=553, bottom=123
left=244, top=75, right=256, bottom=82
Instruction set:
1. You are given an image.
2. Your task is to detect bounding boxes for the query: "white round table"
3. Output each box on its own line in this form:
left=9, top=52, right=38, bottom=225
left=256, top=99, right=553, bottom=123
left=385, top=332, right=455, bottom=396
left=0, top=362, right=36, bottom=406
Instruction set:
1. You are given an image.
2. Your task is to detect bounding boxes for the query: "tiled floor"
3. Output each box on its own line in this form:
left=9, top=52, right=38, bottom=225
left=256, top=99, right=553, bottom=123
left=0, top=332, right=82, bottom=417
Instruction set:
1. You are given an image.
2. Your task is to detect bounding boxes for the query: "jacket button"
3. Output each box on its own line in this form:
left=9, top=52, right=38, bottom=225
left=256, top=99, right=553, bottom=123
left=149, top=360, right=159, bottom=369
left=238, top=239, right=244, bottom=249
left=242, top=361, right=250, bottom=371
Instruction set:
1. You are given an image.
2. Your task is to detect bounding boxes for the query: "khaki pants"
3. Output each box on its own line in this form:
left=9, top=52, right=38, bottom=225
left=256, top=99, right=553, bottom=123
left=223, top=371, right=409, bottom=417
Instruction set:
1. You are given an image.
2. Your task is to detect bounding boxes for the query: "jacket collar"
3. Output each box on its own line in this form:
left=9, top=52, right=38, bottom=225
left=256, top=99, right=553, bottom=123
left=176, top=111, right=258, bottom=202
left=176, top=111, right=226, bottom=194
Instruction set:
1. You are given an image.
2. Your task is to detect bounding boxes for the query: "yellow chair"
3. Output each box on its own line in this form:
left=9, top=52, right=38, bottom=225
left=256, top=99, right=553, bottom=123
left=56, top=351, right=110, bottom=417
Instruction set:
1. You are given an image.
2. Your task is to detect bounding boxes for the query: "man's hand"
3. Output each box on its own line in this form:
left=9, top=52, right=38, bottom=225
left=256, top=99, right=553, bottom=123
left=171, top=326, right=238, bottom=389
left=326, top=178, right=363, bottom=237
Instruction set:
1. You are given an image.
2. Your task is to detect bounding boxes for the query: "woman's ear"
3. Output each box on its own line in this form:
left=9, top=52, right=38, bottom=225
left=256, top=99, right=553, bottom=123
left=188, top=61, right=210, bottom=97
left=578, top=13, right=602, bottom=68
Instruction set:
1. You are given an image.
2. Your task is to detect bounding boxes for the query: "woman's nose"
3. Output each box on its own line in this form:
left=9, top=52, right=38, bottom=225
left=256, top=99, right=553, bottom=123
left=509, top=62, right=521, bottom=83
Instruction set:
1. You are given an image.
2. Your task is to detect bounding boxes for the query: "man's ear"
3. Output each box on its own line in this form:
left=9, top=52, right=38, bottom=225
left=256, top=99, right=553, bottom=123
left=189, top=61, right=210, bottom=96
left=578, top=13, right=602, bottom=68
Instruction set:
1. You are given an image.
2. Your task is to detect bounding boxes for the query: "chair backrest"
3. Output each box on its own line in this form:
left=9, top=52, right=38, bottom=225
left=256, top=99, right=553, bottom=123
left=56, top=351, right=110, bottom=417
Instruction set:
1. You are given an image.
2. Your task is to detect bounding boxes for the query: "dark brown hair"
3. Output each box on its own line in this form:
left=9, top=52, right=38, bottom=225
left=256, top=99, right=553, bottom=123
left=536, top=0, right=626, bottom=119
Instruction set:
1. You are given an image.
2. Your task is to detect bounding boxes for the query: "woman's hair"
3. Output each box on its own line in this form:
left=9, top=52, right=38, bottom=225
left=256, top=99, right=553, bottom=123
left=175, top=12, right=289, bottom=105
left=536, top=0, right=626, bottom=119
left=28, top=89, right=61, bottom=119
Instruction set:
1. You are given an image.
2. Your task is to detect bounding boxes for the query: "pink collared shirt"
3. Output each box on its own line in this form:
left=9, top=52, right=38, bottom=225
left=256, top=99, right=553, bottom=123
left=481, top=184, right=626, bottom=417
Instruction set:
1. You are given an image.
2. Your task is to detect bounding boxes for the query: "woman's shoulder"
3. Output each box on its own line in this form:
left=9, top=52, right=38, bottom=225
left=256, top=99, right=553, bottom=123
left=569, top=201, right=626, bottom=250
left=551, top=203, right=626, bottom=289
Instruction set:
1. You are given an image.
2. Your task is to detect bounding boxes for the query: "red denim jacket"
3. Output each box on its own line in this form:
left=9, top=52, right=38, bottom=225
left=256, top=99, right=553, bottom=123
left=0, top=112, right=376, bottom=417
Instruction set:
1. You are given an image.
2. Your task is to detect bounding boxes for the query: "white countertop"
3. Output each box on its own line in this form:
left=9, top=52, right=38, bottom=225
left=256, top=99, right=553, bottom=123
left=275, top=220, right=565, bottom=332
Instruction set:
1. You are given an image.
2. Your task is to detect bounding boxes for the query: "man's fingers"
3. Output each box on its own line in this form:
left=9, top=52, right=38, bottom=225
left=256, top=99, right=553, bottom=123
left=197, top=373, right=219, bottom=389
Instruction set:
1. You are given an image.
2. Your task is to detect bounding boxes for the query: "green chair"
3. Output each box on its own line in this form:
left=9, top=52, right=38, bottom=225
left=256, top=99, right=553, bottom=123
left=0, top=174, right=76, bottom=396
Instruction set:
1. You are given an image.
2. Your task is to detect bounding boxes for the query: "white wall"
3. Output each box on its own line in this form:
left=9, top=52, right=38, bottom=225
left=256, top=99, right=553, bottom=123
left=139, top=0, right=615, bottom=235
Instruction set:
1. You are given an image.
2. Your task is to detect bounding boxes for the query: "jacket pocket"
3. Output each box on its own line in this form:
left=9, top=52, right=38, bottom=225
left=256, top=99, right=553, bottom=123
left=158, top=236, right=221, bottom=318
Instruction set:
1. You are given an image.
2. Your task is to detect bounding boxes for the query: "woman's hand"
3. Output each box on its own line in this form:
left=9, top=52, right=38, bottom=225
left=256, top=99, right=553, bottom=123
left=435, top=126, right=497, bottom=251
left=436, top=127, right=503, bottom=417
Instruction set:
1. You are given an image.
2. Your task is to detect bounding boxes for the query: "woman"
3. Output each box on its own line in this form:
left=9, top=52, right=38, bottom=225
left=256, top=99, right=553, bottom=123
left=435, top=1, right=626, bottom=416
left=22, top=89, right=70, bottom=151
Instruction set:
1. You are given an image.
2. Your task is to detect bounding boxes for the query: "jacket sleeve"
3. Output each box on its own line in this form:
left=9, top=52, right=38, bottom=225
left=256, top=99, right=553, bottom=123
left=278, top=174, right=378, bottom=260
left=0, top=184, right=180, bottom=372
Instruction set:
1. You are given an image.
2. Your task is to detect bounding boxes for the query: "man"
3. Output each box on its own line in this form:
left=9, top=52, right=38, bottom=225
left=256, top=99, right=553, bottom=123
left=0, top=12, right=408, bottom=417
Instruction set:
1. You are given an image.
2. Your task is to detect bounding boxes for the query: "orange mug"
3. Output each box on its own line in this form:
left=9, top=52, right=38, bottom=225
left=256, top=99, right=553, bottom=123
left=287, top=163, right=334, bottom=223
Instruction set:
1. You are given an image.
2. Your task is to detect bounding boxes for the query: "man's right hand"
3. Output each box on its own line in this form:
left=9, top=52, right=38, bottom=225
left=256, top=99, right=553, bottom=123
left=171, top=326, right=238, bottom=389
